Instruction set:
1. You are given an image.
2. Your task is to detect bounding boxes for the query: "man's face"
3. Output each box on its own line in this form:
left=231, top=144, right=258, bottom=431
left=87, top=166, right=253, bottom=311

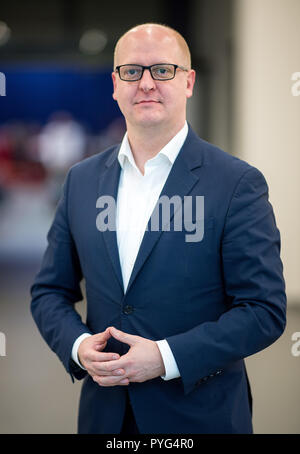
left=112, top=28, right=195, bottom=131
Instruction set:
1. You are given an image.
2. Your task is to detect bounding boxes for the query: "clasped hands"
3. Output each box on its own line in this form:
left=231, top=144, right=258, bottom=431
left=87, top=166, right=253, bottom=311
left=77, top=327, right=166, bottom=386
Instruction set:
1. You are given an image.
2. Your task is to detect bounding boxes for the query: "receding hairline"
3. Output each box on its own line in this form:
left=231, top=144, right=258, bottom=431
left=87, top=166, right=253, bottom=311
left=113, top=23, right=192, bottom=69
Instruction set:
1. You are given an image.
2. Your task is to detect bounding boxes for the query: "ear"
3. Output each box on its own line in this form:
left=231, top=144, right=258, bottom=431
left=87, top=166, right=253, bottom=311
left=186, top=69, right=196, bottom=99
left=112, top=71, right=118, bottom=101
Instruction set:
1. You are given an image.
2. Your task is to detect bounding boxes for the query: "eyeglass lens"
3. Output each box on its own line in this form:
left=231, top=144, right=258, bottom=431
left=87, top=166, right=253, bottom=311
left=119, top=64, right=175, bottom=81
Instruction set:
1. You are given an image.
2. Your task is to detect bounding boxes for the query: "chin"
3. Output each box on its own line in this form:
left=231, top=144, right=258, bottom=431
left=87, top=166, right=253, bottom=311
left=134, top=114, right=165, bottom=127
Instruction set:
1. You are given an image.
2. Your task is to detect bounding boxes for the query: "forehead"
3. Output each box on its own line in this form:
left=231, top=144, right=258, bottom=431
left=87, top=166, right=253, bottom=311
left=116, top=30, right=182, bottom=65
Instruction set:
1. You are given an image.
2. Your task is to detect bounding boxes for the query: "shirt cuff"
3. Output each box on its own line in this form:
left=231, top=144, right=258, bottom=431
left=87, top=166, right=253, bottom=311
left=156, top=339, right=181, bottom=380
left=71, top=333, right=92, bottom=370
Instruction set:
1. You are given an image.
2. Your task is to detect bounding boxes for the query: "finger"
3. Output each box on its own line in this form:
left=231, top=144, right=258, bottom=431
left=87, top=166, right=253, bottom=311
left=93, top=341, right=107, bottom=351
left=92, top=328, right=111, bottom=343
left=88, top=351, right=120, bottom=363
left=91, top=367, right=126, bottom=377
left=108, top=327, right=137, bottom=346
left=92, top=375, right=129, bottom=387
left=91, top=356, right=127, bottom=373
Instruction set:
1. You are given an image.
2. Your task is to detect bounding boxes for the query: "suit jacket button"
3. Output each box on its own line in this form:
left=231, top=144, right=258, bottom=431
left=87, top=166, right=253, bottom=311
left=123, top=305, right=134, bottom=315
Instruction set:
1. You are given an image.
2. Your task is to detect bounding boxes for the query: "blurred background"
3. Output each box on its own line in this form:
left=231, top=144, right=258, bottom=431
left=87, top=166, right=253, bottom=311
left=0, top=0, right=299, bottom=434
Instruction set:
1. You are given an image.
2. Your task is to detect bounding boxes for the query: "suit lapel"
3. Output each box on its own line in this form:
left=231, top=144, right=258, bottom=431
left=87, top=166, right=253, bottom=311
left=125, top=126, right=203, bottom=294
left=97, top=146, right=124, bottom=292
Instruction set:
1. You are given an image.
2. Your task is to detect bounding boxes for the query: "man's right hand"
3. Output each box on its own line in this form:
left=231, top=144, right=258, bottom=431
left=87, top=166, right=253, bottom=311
left=77, top=328, right=129, bottom=386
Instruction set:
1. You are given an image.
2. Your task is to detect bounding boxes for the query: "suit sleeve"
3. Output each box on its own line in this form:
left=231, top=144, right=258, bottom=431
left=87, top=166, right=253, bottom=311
left=166, top=167, right=286, bottom=395
left=30, top=168, right=91, bottom=382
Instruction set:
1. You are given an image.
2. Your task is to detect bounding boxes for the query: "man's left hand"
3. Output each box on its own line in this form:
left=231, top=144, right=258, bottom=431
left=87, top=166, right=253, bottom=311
left=91, top=327, right=166, bottom=387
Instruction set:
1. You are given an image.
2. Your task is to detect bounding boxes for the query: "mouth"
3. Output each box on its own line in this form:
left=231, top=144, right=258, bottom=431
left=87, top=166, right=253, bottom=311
left=135, top=100, right=161, bottom=104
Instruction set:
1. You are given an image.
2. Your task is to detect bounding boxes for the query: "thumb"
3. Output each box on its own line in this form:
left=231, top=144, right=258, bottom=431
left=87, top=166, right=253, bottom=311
left=93, top=327, right=111, bottom=343
left=109, top=326, right=138, bottom=346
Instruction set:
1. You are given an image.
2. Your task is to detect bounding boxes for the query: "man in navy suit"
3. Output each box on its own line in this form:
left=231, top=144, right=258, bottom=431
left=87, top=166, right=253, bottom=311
left=31, top=23, right=286, bottom=434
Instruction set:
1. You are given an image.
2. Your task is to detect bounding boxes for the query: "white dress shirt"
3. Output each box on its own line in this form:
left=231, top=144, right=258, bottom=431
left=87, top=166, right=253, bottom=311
left=72, top=121, right=189, bottom=380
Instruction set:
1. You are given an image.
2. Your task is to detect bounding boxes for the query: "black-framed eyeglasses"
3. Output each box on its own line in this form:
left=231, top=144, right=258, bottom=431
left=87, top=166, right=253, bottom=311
left=115, top=63, right=189, bottom=81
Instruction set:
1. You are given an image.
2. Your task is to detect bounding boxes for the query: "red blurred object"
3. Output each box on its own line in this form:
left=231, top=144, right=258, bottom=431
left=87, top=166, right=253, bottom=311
left=0, top=124, right=47, bottom=188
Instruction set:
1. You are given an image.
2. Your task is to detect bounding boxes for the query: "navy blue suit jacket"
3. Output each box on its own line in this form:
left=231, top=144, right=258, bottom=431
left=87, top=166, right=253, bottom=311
left=31, top=125, right=286, bottom=434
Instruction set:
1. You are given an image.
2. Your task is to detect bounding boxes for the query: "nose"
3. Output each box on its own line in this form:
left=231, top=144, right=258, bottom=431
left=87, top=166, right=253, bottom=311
left=138, top=68, right=156, bottom=92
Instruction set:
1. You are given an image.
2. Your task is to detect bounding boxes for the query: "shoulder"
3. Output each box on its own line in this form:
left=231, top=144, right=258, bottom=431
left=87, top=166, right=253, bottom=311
left=187, top=127, right=265, bottom=187
left=67, top=143, right=120, bottom=179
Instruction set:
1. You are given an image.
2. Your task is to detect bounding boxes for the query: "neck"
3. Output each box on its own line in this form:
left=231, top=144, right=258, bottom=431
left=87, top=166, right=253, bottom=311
left=126, top=120, right=186, bottom=174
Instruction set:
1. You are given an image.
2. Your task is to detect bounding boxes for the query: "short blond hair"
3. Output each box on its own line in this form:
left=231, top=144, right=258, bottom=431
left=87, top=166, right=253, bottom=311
left=113, top=23, right=192, bottom=70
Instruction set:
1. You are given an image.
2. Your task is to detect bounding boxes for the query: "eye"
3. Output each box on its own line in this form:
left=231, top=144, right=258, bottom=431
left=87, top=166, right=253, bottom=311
left=120, top=66, right=142, bottom=79
left=152, top=65, right=173, bottom=78
left=122, top=66, right=141, bottom=79
left=126, top=69, right=138, bottom=76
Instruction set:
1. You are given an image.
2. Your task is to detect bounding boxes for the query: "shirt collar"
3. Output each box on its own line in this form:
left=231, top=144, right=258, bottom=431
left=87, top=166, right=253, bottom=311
left=118, top=121, right=188, bottom=170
